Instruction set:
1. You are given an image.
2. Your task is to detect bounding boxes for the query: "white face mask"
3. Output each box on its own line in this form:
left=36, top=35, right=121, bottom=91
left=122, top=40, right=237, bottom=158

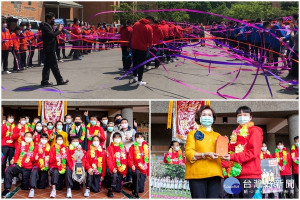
left=261, top=147, right=267, bottom=152
left=66, top=119, right=72, bottom=124
left=136, top=138, right=144, bottom=144
left=102, top=120, right=108, bottom=125
left=8, top=118, right=14, bottom=123
left=277, top=145, right=283, bottom=150
left=237, top=116, right=250, bottom=125
left=121, top=123, right=128, bottom=129
left=25, top=137, right=32, bottom=143
left=72, top=142, right=79, bottom=147
left=34, top=120, right=39, bottom=124
left=21, top=120, right=26, bottom=125
left=174, top=146, right=180, bottom=151
left=41, top=139, right=48, bottom=145
left=26, top=118, right=29, bottom=123
left=93, top=141, right=99, bottom=147
left=114, top=138, right=121, bottom=144
left=57, top=140, right=63, bottom=145
left=36, top=126, right=42, bottom=132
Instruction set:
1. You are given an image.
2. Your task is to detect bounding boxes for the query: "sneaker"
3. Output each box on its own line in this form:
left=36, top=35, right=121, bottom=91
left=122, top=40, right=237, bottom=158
left=133, top=76, right=138, bottom=82
left=132, top=191, right=140, bottom=198
left=1, top=178, right=4, bottom=183
left=146, top=66, right=151, bottom=70
left=3, top=71, right=11, bottom=74
left=66, top=188, right=72, bottom=198
left=50, top=189, right=56, bottom=198
left=138, top=81, right=146, bottom=86
left=107, top=189, right=113, bottom=198
left=28, top=188, right=34, bottom=198
left=84, top=189, right=90, bottom=197
left=40, top=63, right=44, bottom=66
left=166, top=61, right=170, bottom=64
left=2, top=189, right=10, bottom=197
left=58, top=59, right=64, bottom=63
left=12, top=177, right=17, bottom=185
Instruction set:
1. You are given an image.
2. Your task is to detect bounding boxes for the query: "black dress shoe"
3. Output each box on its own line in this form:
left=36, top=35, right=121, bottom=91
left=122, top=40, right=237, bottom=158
left=2, top=189, right=10, bottom=197
left=107, top=190, right=113, bottom=198
left=41, top=82, right=53, bottom=86
left=132, top=192, right=140, bottom=198
left=57, top=80, right=69, bottom=85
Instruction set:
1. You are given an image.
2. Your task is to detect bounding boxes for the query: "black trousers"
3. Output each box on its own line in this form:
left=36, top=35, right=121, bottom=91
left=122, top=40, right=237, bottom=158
left=4, top=165, right=31, bottom=190
left=294, top=174, right=298, bottom=189
left=1, top=146, right=15, bottom=177
left=50, top=168, right=65, bottom=190
left=280, top=175, right=294, bottom=198
left=163, top=38, right=171, bottom=62
left=65, top=168, right=81, bottom=190
left=291, top=50, right=299, bottom=79
left=238, top=42, right=249, bottom=58
left=132, top=49, right=147, bottom=81
left=56, top=43, right=66, bottom=60
left=73, top=40, right=81, bottom=59
left=272, top=47, right=280, bottom=68
left=42, top=52, right=64, bottom=84
left=38, top=47, right=45, bottom=65
left=27, top=46, right=35, bottom=66
left=12, top=49, right=21, bottom=70
left=233, top=178, right=259, bottom=198
left=29, top=167, right=48, bottom=189
left=121, top=46, right=132, bottom=71
left=20, top=50, right=26, bottom=69
left=189, top=176, right=221, bottom=198
left=108, top=171, right=123, bottom=192
left=86, top=173, right=102, bottom=192
left=2, top=50, right=9, bottom=71
left=146, top=46, right=160, bottom=68
left=132, top=169, right=146, bottom=193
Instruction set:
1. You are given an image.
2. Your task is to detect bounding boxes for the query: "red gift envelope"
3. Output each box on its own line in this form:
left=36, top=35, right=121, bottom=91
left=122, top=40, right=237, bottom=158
left=216, top=135, right=228, bottom=156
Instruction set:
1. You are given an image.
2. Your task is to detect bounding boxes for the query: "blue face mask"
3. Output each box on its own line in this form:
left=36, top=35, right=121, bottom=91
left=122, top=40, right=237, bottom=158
left=56, top=125, right=63, bottom=131
left=237, top=116, right=250, bottom=125
left=200, top=116, right=213, bottom=127
left=48, top=125, right=53, bottom=130
left=107, top=127, right=114, bottom=132
left=91, top=120, right=96, bottom=126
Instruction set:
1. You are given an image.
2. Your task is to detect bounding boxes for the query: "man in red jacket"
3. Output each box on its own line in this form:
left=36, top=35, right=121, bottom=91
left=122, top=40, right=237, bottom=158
left=291, top=136, right=299, bottom=191
left=128, top=132, right=149, bottom=198
left=159, top=20, right=170, bottom=63
left=2, top=19, right=13, bottom=74
left=131, top=16, right=153, bottom=86
left=2, top=132, right=36, bottom=197
left=119, top=20, right=133, bottom=72
left=71, top=18, right=82, bottom=60
left=222, top=106, right=263, bottom=198
left=11, top=26, right=22, bottom=71
left=273, top=141, right=293, bottom=198
left=1, top=114, right=18, bottom=181
left=25, top=22, right=36, bottom=68
left=86, top=115, right=105, bottom=150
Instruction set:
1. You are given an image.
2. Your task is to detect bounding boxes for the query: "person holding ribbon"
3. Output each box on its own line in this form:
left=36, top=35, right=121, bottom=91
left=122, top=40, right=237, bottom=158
left=128, top=132, right=149, bottom=198
left=84, top=135, right=107, bottom=197
left=2, top=132, right=35, bottom=197
left=28, top=133, right=50, bottom=197
left=272, top=141, right=293, bottom=198
left=185, top=105, right=222, bottom=198
left=291, top=136, right=299, bottom=191
left=163, top=141, right=186, bottom=165
left=222, top=106, right=263, bottom=198
left=2, top=19, right=13, bottom=74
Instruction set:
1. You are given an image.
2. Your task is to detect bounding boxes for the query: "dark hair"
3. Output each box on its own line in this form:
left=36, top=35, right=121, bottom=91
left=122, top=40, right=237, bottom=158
left=40, top=133, right=48, bottom=139
left=112, top=132, right=122, bottom=139
left=15, top=26, right=21, bottom=31
left=127, top=20, right=132, bottom=25
left=114, top=114, right=122, bottom=119
left=277, top=18, right=283, bottom=22
left=47, top=122, right=53, bottom=126
left=121, top=118, right=128, bottom=123
left=294, top=136, right=299, bottom=141
left=55, top=121, right=63, bottom=126
left=90, top=115, right=97, bottom=119
left=25, top=132, right=33, bottom=136
left=100, top=115, right=108, bottom=120
left=263, top=21, right=271, bottom=28
left=56, top=134, right=63, bottom=140
left=74, top=18, right=79, bottom=24
left=195, top=105, right=217, bottom=125
left=45, top=12, right=55, bottom=21
left=71, top=136, right=80, bottom=141
left=34, top=122, right=43, bottom=132
left=65, top=114, right=72, bottom=118
left=236, top=106, right=252, bottom=115
left=20, top=116, right=26, bottom=119
left=168, top=140, right=179, bottom=149
left=2, top=19, right=6, bottom=24
left=74, top=115, right=82, bottom=120
left=7, top=114, right=14, bottom=118
left=25, top=22, right=30, bottom=27
left=292, top=13, right=298, bottom=21
left=255, top=18, right=262, bottom=23
left=276, top=141, right=283, bottom=145
left=34, top=116, right=40, bottom=119
left=135, top=132, right=144, bottom=138
left=20, top=22, right=26, bottom=27
left=92, top=135, right=100, bottom=141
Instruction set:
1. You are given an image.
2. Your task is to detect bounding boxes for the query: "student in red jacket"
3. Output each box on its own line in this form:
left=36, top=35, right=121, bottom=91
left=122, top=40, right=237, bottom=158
left=107, top=132, right=127, bottom=198
left=66, top=136, right=86, bottom=198
left=84, top=135, right=106, bottom=197
left=1, top=114, right=18, bottom=180
left=128, top=132, right=149, bottom=198
left=32, top=122, right=44, bottom=145
left=28, top=133, right=51, bottom=197
left=71, top=18, right=82, bottom=60
left=131, top=16, right=154, bottom=86
left=56, top=28, right=67, bottom=62
left=163, top=140, right=186, bottom=165
left=222, top=106, right=263, bottom=198
left=19, top=22, right=28, bottom=70
left=119, top=20, right=133, bottom=72
left=2, top=132, right=36, bottom=197
left=291, top=136, right=299, bottom=190
left=273, top=141, right=293, bottom=198
left=2, top=19, right=13, bottom=74
left=49, top=134, right=72, bottom=198
left=25, top=22, right=36, bottom=68
left=260, top=142, right=272, bottom=159
left=86, top=115, right=105, bottom=150
left=13, top=116, right=32, bottom=148
left=11, top=26, right=22, bottom=71
left=159, top=20, right=171, bottom=63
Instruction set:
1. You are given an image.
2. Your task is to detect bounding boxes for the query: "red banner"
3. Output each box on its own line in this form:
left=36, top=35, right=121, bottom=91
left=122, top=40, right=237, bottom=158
left=42, top=101, right=65, bottom=124
left=175, top=101, right=206, bottom=141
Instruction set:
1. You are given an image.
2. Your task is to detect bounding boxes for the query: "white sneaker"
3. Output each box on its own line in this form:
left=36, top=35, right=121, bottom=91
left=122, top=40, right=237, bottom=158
left=293, top=85, right=298, bottom=89
left=58, top=59, right=64, bottom=63
left=28, top=188, right=34, bottom=198
left=133, top=76, right=138, bottom=82
left=146, top=66, right=151, bottom=70
left=3, top=71, right=11, bottom=74
left=138, top=81, right=147, bottom=86
left=84, top=188, right=90, bottom=197
left=1, top=178, right=4, bottom=183
left=12, top=177, right=17, bottom=185
left=67, top=188, right=72, bottom=198
left=50, top=189, right=56, bottom=198
left=40, top=63, right=44, bottom=66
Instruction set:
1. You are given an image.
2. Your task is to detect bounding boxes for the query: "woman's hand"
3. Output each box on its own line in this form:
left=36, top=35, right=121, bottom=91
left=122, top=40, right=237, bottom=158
left=88, top=168, right=94, bottom=175
left=206, top=152, right=219, bottom=159
left=222, top=154, right=231, bottom=161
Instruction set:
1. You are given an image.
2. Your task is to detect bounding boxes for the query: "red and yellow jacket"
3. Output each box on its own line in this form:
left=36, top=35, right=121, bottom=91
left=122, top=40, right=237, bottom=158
left=128, top=141, right=149, bottom=175
left=13, top=141, right=36, bottom=169
left=33, top=142, right=51, bottom=170
left=2, top=28, right=13, bottom=50
left=107, top=142, right=127, bottom=176
left=68, top=144, right=87, bottom=170
left=1, top=122, right=18, bottom=148
left=272, top=148, right=292, bottom=176
left=86, top=145, right=106, bottom=177
left=86, top=123, right=105, bottom=150
left=13, top=123, right=32, bottom=148
left=291, top=144, right=299, bottom=174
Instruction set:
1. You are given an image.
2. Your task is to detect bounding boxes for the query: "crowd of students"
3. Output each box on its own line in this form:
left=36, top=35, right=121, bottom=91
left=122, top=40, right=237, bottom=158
left=160, top=106, right=298, bottom=198
left=1, top=113, right=149, bottom=198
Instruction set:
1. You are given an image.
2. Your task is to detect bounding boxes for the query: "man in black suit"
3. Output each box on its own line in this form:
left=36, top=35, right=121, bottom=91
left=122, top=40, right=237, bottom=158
left=68, top=115, right=87, bottom=150
left=41, top=12, right=68, bottom=86
left=63, top=114, right=73, bottom=134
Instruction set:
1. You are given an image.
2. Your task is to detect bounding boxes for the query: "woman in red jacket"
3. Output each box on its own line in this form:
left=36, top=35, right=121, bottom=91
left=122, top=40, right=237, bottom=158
left=49, top=134, right=72, bottom=198
left=106, top=132, right=127, bottom=198
left=32, top=122, right=44, bottom=145
left=163, top=140, right=186, bottom=165
left=2, top=19, right=13, bottom=74
left=260, top=142, right=272, bottom=159
left=2, top=132, right=36, bottom=197
left=222, top=106, right=263, bottom=198
left=84, top=135, right=106, bottom=197
left=11, top=26, right=21, bottom=71
left=128, top=132, right=149, bottom=198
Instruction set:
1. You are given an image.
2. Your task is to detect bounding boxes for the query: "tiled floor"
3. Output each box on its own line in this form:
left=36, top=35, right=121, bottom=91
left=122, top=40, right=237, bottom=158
left=2, top=178, right=149, bottom=199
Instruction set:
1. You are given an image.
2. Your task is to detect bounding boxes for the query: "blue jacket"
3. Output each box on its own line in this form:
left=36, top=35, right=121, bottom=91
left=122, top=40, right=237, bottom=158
left=233, top=26, right=247, bottom=41
left=251, top=23, right=263, bottom=44
left=270, top=24, right=286, bottom=48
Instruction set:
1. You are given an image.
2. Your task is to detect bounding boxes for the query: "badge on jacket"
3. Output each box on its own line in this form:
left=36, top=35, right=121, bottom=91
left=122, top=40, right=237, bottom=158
left=194, top=130, right=204, bottom=141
